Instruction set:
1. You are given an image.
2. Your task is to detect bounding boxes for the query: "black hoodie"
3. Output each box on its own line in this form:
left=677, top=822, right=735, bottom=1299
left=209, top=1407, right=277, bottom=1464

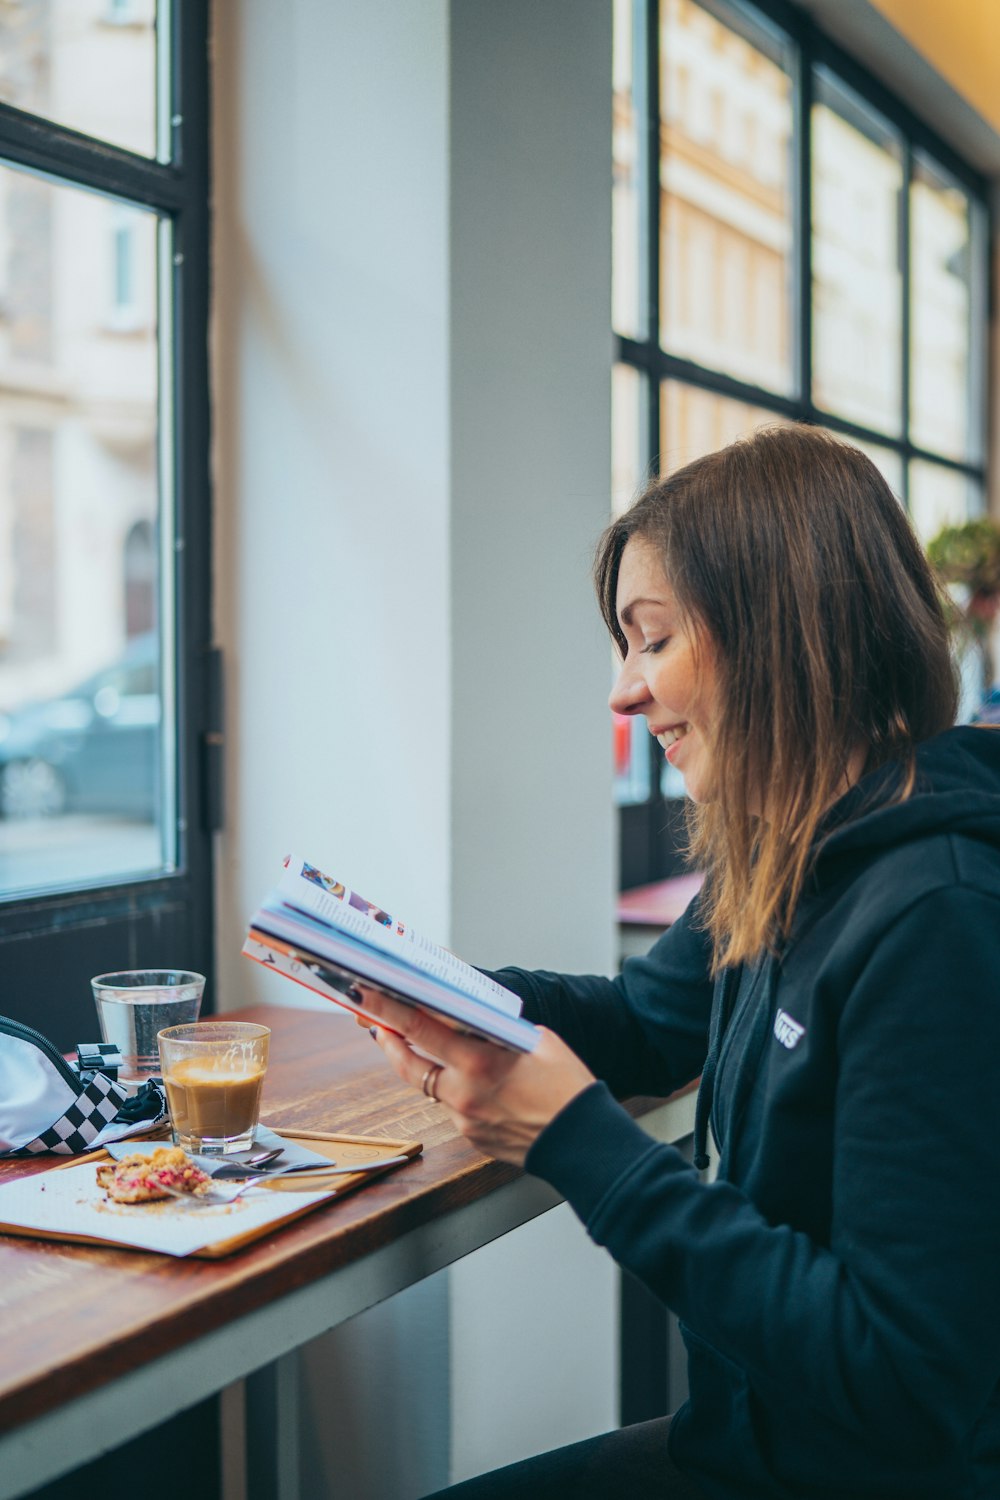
left=496, top=726, right=1000, bottom=1499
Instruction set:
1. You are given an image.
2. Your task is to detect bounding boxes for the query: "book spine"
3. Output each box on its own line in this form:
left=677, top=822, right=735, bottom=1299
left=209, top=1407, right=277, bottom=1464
left=242, top=935, right=362, bottom=1013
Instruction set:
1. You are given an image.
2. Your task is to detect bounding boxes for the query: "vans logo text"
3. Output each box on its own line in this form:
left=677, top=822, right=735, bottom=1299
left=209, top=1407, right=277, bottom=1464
left=774, top=1010, right=805, bottom=1050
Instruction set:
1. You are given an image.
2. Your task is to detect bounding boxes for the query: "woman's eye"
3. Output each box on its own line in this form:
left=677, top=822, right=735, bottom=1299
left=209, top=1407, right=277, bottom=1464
left=642, top=638, right=668, bottom=656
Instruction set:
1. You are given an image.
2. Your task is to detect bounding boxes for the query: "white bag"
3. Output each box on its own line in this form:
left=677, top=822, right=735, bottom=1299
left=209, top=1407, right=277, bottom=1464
left=0, top=1015, right=166, bottom=1156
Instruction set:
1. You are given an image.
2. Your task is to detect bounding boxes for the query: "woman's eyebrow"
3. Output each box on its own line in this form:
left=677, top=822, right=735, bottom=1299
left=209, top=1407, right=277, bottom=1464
left=619, top=597, right=668, bottom=627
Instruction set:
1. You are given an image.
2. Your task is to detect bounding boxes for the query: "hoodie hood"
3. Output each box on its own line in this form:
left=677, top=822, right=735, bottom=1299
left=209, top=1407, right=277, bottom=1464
left=814, top=725, right=1000, bottom=878
left=690, top=724, right=1000, bottom=1173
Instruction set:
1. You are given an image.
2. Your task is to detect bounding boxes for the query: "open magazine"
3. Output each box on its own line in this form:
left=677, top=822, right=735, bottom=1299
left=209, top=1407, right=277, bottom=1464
left=243, top=856, right=539, bottom=1053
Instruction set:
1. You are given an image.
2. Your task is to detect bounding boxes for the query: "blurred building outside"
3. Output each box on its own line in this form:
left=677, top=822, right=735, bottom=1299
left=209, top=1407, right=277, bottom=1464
left=0, top=0, right=161, bottom=888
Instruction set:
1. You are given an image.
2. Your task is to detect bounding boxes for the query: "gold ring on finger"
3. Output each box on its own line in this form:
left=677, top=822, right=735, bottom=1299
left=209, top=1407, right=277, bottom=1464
left=421, top=1063, right=444, bottom=1102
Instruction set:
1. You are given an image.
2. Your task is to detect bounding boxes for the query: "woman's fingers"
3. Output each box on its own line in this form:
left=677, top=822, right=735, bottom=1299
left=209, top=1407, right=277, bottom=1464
left=357, top=985, right=433, bottom=1037
left=358, top=986, right=497, bottom=1074
left=359, top=981, right=598, bottom=1168
left=374, top=1025, right=444, bottom=1096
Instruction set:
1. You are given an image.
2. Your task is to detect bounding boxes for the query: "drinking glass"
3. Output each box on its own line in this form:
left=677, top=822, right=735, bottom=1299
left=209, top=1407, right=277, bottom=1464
left=91, top=969, right=205, bottom=1085
left=157, top=1021, right=270, bottom=1154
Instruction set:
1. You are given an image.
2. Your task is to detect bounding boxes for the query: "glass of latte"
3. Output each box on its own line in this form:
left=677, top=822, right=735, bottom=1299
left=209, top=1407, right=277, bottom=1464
left=157, top=1021, right=270, bottom=1154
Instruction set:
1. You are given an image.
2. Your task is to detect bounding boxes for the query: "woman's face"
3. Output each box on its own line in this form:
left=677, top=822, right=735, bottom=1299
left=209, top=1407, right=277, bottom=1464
left=609, top=536, right=719, bottom=806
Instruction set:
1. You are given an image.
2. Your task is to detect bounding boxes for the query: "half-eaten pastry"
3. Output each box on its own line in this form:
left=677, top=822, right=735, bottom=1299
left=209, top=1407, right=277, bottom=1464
left=96, top=1146, right=210, bottom=1204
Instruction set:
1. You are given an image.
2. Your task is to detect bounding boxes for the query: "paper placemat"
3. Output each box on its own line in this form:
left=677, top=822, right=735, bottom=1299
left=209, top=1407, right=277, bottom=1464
left=0, top=1160, right=336, bottom=1258
left=0, top=1130, right=421, bottom=1257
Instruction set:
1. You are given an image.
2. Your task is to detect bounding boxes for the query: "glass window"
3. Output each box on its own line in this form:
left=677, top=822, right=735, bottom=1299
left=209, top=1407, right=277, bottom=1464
left=614, top=0, right=990, bottom=891
left=613, top=0, right=645, bottom=340
left=661, top=378, right=786, bottom=470
left=847, top=437, right=904, bottom=500
left=811, top=69, right=903, bottom=436
left=612, top=362, right=647, bottom=515
left=659, top=0, right=795, bottom=395
left=0, top=165, right=173, bottom=897
left=611, top=363, right=651, bottom=811
left=0, top=0, right=159, bottom=159
left=908, top=460, right=983, bottom=547
left=0, top=0, right=209, bottom=1056
left=614, top=711, right=653, bottom=806
left=910, top=153, right=979, bottom=464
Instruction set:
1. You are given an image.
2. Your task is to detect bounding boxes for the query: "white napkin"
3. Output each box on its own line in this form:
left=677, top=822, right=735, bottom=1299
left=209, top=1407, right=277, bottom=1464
left=102, top=1124, right=334, bottom=1170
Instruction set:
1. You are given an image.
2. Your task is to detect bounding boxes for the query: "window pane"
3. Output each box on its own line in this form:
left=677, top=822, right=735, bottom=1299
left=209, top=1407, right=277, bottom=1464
left=661, top=377, right=787, bottom=470
left=0, top=164, right=173, bottom=897
left=0, top=0, right=159, bottom=159
left=613, top=0, right=644, bottom=339
left=611, top=363, right=652, bottom=808
left=613, top=710, right=652, bottom=806
left=612, top=362, right=647, bottom=515
left=908, top=460, right=981, bottom=547
left=910, top=153, right=978, bottom=463
left=811, top=69, right=903, bottom=437
left=848, top=437, right=904, bottom=499
left=659, top=0, right=795, bottom=395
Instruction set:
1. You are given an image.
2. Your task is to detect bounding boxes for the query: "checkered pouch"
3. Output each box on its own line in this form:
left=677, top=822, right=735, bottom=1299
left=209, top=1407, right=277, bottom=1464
left=0, top=1014, right=168, bottom=1157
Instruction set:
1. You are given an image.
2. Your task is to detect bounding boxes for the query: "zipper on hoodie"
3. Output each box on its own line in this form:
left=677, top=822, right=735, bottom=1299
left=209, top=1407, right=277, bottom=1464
left=713, top=963, right=779, bottom=1168
left=0, top=1014, right=82, bottom=1089
left=693, top=967, right=737, bottom=1170
left=709, top=954, right=771, bottom=1149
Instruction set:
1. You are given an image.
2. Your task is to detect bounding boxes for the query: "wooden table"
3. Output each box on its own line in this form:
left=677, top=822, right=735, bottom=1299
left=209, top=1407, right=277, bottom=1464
left=0, top=1004, right=696, bottom=1500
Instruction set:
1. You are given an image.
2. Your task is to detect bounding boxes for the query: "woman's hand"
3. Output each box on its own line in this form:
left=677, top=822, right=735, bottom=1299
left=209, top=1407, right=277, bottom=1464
left=356, top=989, right=595, bottom=1168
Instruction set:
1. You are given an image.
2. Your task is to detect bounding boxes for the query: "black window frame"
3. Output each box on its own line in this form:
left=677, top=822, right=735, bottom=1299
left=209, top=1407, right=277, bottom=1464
left=0, top=1, right=215, bottom=1045
left=616, top=0, right=992, bottom=890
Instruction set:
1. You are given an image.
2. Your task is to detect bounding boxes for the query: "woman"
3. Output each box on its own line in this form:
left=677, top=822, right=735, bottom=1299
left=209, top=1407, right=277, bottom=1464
left=364, top=424, right=1000, bottom=1499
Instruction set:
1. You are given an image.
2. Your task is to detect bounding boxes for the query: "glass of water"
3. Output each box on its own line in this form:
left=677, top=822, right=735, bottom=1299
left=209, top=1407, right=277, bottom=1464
left=91, top=970, right=205, bottom=1086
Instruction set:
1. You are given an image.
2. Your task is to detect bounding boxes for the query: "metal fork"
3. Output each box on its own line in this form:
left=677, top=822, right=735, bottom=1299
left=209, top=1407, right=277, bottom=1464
left=160, top=1155, right=410, bottom=1206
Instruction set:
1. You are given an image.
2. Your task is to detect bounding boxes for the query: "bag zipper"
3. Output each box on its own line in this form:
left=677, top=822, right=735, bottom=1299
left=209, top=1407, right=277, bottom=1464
left=0, top=1014, right=83, bottom=1090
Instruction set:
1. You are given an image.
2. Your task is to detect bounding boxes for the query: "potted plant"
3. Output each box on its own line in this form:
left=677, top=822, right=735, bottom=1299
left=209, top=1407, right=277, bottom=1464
left=926, top=518, right=1000, bottom=710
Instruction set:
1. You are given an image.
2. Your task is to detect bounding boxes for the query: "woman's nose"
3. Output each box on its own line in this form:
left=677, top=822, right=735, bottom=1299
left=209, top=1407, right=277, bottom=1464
left=609, top=661, right=649, bottom=716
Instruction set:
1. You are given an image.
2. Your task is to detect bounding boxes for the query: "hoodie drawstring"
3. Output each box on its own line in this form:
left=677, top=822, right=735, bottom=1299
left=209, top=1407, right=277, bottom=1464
left=693, top=967, right=738, bottom=1171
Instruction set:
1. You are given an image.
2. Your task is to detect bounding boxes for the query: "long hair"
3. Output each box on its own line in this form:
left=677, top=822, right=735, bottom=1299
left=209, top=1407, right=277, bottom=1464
left=595, top=424, right=958, bottom=971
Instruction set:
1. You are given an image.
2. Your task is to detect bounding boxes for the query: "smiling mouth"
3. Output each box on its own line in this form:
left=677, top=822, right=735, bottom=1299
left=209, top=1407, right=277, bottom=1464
left=656, top=724, right=691, bottom=750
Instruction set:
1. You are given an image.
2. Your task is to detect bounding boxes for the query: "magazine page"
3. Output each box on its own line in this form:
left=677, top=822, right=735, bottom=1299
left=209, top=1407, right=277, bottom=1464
left=242, top=931, right=538, bottom=1053
left=276, top=856, right=522, bottom=1018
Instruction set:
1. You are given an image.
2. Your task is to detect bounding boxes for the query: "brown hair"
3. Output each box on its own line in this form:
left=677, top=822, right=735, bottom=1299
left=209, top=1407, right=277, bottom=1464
left=595, top=423, right=958, bottom=970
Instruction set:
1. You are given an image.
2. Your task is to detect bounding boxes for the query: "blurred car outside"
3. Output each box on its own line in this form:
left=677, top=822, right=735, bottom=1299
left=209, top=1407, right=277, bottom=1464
left=0, top=633, right=160, bottom=821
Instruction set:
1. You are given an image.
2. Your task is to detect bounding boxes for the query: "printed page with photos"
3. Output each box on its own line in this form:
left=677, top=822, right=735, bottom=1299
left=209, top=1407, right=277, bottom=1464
left=244, top=856, right=539, bottom=1053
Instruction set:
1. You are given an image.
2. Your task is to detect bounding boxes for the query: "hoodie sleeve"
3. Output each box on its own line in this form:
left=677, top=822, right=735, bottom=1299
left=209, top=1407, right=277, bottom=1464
left=526, top=884, right=1000, bottom=1457
left=485, top=890, right=714, bottom=1098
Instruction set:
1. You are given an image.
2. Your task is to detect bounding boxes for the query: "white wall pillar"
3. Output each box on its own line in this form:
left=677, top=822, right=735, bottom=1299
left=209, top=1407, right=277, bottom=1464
left=447, top=0, right=617, bottom=1481
left=212, top=0, right=453, bottom=966
left=449, top=0, right=615, bottom=970
left=213, top=1, right=615, bottom=1493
